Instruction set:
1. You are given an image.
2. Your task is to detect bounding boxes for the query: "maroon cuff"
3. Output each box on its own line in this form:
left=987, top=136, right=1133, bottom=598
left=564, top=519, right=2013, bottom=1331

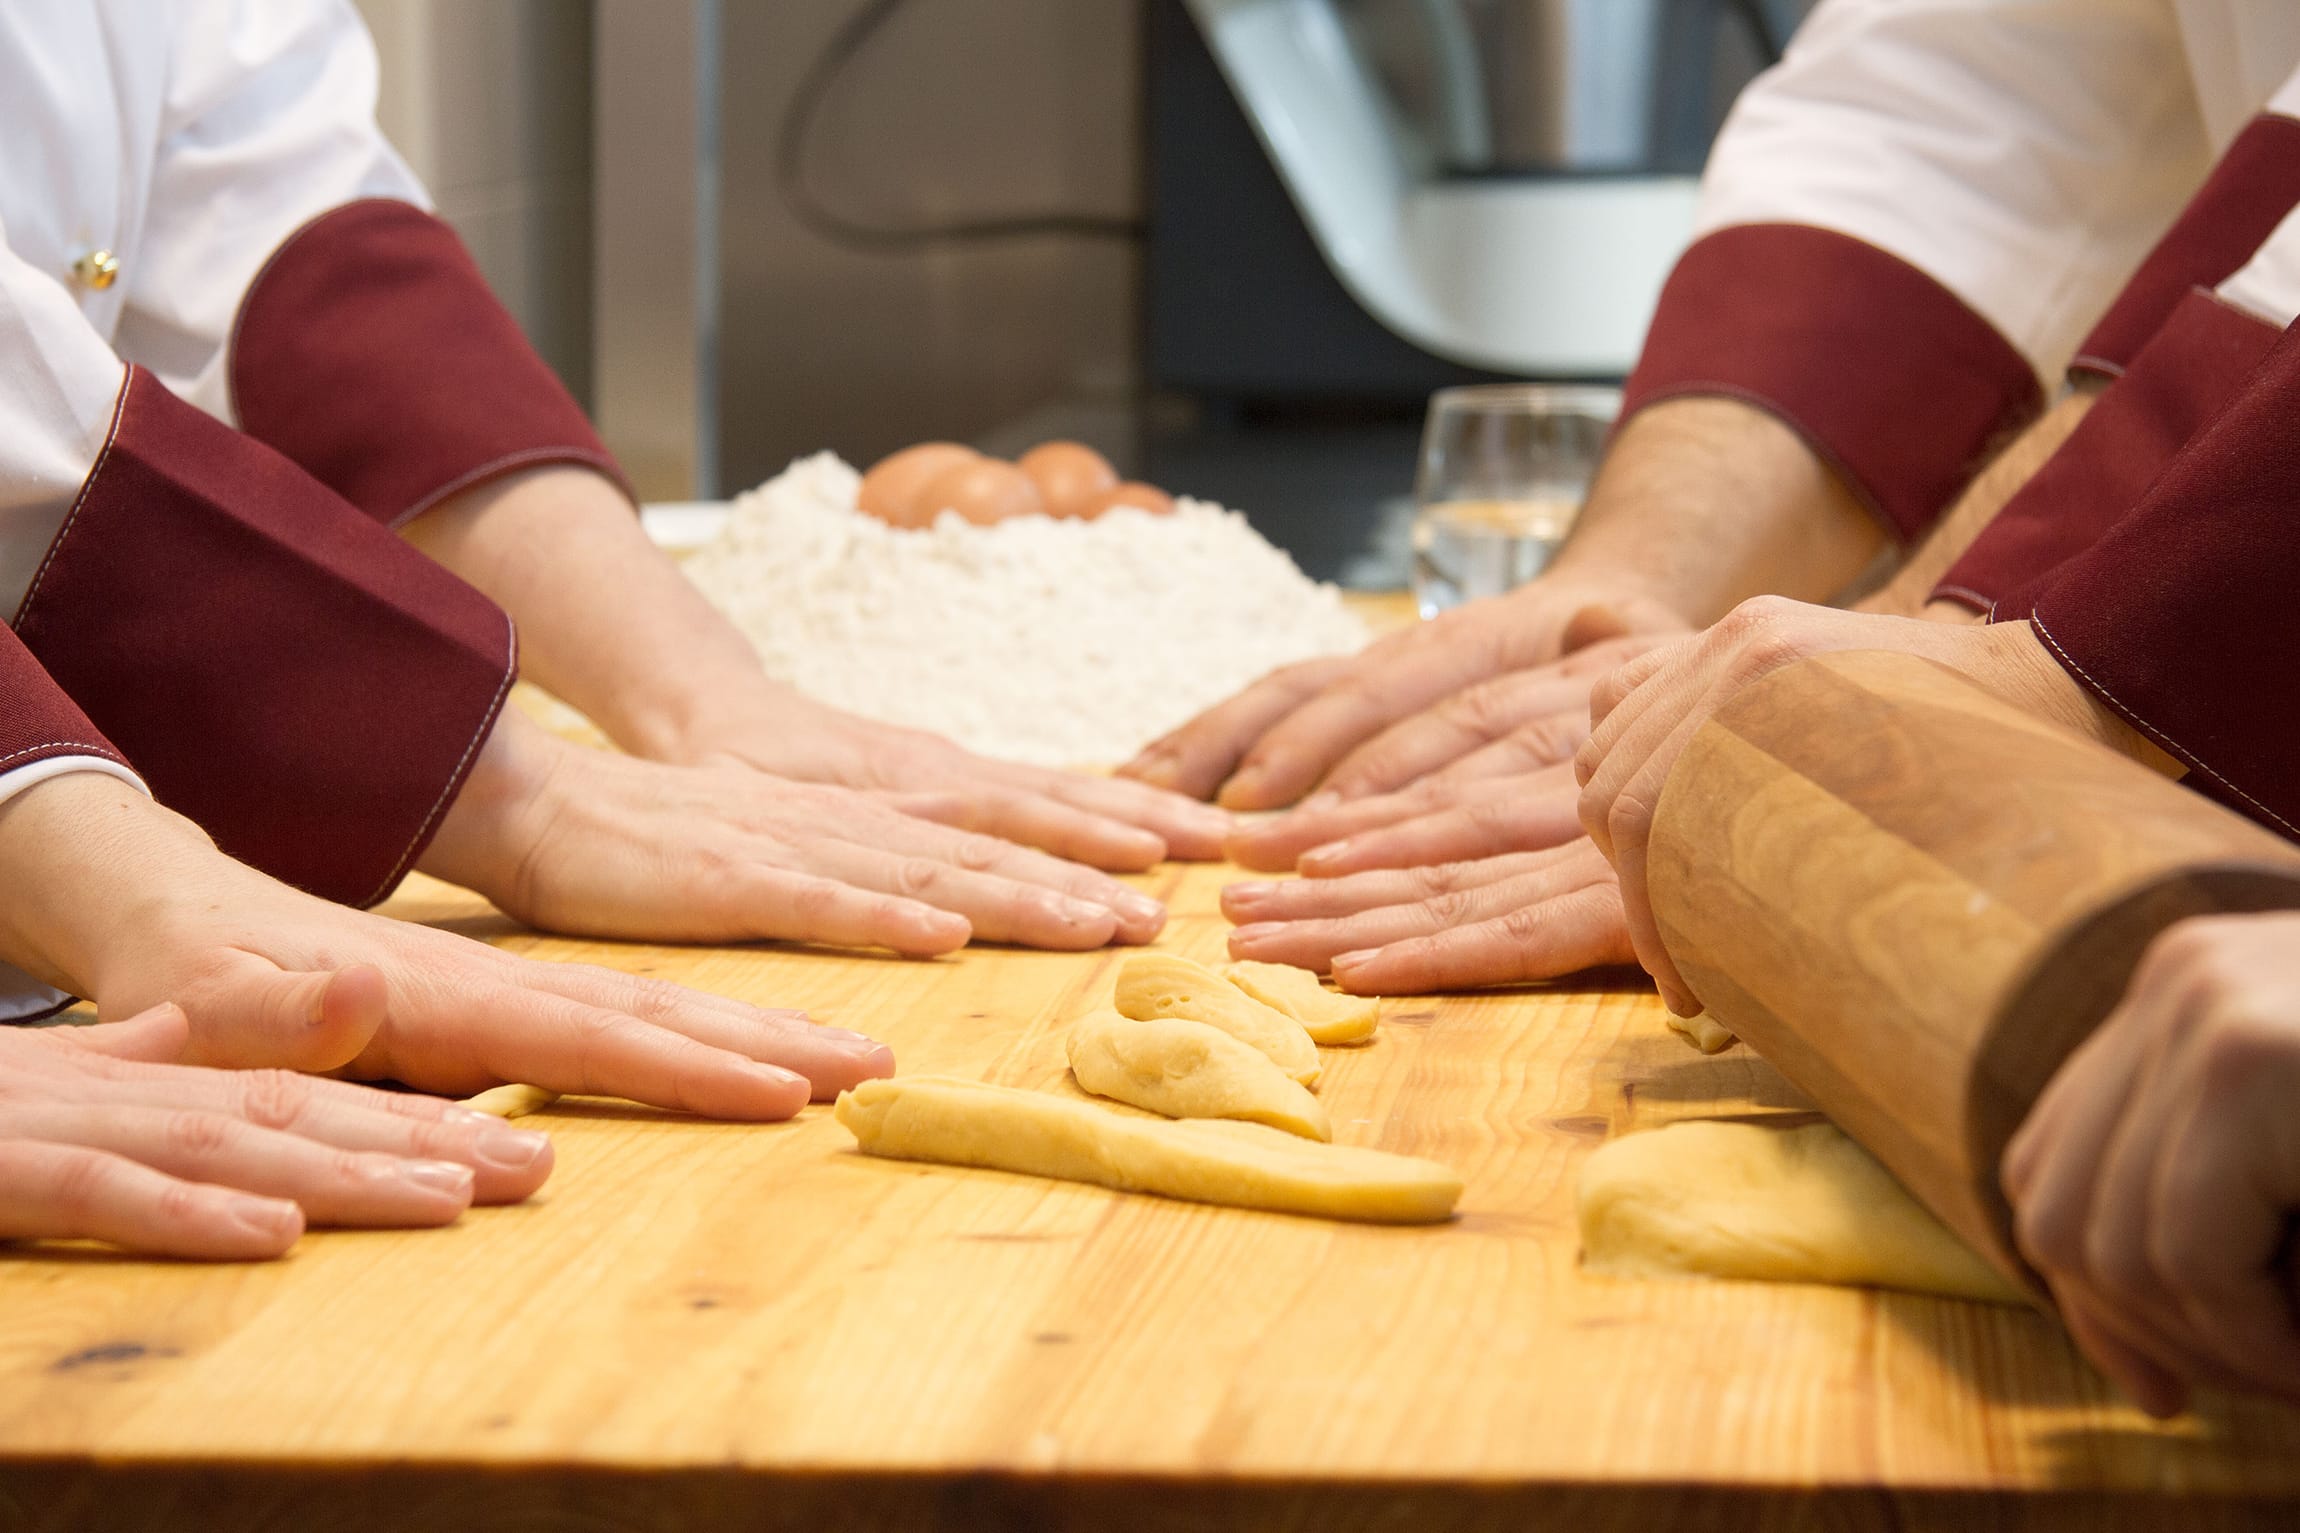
left=13, top=368, right=517, bottom=906
left=2006, top=319, right=2300, bottom=842
left=2074, top=114, right=2300, bottom=378
left=1934, top=289, right=2281, bottom=613
left=1621, top=224, right=2042, bottom=543
left=0, top=623, right=128, bottom=785
left=230, top=198, right=633, bottom=527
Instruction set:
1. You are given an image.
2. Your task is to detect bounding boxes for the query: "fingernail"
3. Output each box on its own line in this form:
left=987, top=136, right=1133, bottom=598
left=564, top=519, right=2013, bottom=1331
left=1062, top=897, right=1115, bottom=926
left=228, top=1195, right=301, bottom=1241
left=399, top=1160, right=477, bottom=1197
left=813, top=1025, right=872, bottom=1042
left=1229, top=922, right=1282, bottom=943
left=475, top=1125, right=551, bottom=1171
left=1225, top=881, right=1275, bottom=904
left=1113, top=887, right=1168, bottom=923
left=1302, top=838, right=1355, bottom=866
left=1330, top=949, right=1380, bottom=969
left=1132, top=758, right=1177, bottom=788
left=745, top=1062, right=809, bottom=1088
left=1303, top=790, right=1342, bottom=810
left=446, top=1107, right=497, bottom=1127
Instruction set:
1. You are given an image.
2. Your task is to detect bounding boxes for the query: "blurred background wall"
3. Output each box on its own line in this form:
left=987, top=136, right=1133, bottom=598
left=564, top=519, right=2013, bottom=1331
left=354, top=0, right=599, bottom=405
left=353, top=0, right=1146, bottom=486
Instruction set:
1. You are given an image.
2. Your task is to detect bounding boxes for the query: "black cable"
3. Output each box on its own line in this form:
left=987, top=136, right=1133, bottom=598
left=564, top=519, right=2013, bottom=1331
left=776, top=0, right=1148, bottom=251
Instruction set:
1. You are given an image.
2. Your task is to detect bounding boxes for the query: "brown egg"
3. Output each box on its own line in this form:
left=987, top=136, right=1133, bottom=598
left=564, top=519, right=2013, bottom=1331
left=912, top=457, right=1047, bottom=526
left=1018, top=440, right=1120, bottom=519
left=858, top=443, right=980, bottom=526
left=1084, top=481, right=1176, bottom=518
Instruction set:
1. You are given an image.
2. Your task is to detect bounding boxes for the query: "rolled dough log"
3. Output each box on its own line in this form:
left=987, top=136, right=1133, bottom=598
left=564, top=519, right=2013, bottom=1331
left=835, top=1076, right=1460, bottom=1224
left=1067, top=1009, right=1331, bottom=1140
left=1576, top=1119, right=2025, bottom=1305
left=1225, top=960, right=1380, bottom=1045
left=460, top=1083, right=560, bottom=1119
left=1113, top=954, right=1320, bottom=1085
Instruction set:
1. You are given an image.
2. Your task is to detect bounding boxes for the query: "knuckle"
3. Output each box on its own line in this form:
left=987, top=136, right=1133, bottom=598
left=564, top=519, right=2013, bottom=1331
left=153, top=1180, right=208, bottom=1229
left=892, top=857, right=952, bottom=899
left=43, top=1149, right=114, bottom=1218
left=163, top=1110, right=241, bottom=1159
left=237, top=1070, right=314, bottom=1131
left=786, top=879, right=846, bottom=927
left=1413, top=863, right=1465, bottom=898
left=951, top=835, right=1008, bottom=874
left=1498, top=905, right=1548, bottom=942
left=1421, top=889, right=1473, bottom=927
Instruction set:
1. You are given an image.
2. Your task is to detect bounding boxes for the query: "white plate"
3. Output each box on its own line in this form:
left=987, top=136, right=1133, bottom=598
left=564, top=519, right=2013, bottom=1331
left=640, top=501, right=732, bottom=555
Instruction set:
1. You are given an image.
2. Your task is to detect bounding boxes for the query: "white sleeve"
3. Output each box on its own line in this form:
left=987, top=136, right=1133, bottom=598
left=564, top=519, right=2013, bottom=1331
left=2214, top=72, right=2300, bottom=327
left=0, top=216, right=133, bottom=616
left=112, top=0, right=429, bottom=423
left=1699, top=0, right=2207, bottom=383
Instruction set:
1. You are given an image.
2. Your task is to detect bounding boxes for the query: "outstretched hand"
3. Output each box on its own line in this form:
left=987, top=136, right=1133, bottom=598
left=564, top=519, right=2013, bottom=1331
left=1122, top=582, right=1687, bottom=809
left=0, top=1005, right=554, bottom=1260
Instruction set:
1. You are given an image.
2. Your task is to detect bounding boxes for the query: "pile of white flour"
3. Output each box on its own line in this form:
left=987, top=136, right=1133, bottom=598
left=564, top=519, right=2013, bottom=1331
left=684, top=453, right=1369, bottom=767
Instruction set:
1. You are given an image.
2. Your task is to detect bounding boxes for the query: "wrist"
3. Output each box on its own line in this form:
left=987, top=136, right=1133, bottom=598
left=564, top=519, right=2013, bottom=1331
left=1971, top=621, right=2184, bottom=777
left=416, top=710, right=567, bottom=904
left=0, top=773, right=221, bottom=995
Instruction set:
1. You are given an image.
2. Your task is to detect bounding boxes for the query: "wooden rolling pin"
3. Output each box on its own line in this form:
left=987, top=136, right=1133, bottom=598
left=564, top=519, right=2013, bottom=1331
left=1647, top=650, right=2300, bottom=1298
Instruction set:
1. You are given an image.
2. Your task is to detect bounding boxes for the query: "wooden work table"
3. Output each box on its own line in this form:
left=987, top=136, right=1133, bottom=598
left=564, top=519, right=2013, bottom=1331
left=4, top=855, right=2299, bottom=1531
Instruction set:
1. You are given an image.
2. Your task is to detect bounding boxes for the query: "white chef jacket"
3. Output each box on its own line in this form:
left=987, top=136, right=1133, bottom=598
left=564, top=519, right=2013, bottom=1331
left=1702, top=0, right=2300, bottom=373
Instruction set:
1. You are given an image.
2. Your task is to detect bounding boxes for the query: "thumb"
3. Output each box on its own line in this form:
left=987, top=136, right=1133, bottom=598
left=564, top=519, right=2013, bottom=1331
left=178, top=961, right=390, bottom=1073
left=55, top=1003, right=194, bottom=1063
left=1561, top=597, right=1684, bottom=654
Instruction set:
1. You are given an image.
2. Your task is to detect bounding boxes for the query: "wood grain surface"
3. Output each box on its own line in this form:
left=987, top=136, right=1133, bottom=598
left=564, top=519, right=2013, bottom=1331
left=4, top=852, right=2299, bottom=1531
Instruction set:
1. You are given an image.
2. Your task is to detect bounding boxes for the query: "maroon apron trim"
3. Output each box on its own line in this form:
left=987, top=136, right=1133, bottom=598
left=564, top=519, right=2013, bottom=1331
left=14, top=367, right=518, bottom=907
left=1937, top=288, right=2281, bottom=611
left=2073, top=112, right=2300, bottom=378
left=229, top=198, right=636, bottom=527
left=1621, top=223, right=2042, bottom=544
left=2008, top=318, right=2300, bottom=843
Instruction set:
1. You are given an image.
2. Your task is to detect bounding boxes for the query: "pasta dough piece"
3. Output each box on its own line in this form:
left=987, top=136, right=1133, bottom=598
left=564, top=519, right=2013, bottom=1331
left=460, top=1083, right=560, bottom=1119
left=835, top=1076, right=1460, bottom=1224
left=1067, top=1010, right=1331, bottom=1140
left=1113, top=954, right=1320, bottom=1085
left=1577, top=1119, right=2025, bottom=1305
left=1225, top=960, right=1379, bottom=1045
left=1667, top=1013, right=1737, bottom=1054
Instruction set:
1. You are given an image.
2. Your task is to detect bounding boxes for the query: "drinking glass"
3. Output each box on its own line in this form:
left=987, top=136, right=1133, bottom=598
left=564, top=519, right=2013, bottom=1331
left=1410, top=384, right=1620, bottom=618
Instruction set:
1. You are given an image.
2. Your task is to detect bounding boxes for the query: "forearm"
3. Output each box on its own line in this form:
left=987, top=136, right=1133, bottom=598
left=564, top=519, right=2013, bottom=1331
left=1859, top=384, right=2102, bottom=617
left=1545, top=397, right=1884, bottom=624
left=401, top=466, right=789, bottom=760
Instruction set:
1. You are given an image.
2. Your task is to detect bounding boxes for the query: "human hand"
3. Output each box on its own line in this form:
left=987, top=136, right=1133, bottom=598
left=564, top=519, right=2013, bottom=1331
left=1228, top=763, right=1585, bottom=874
left=1223, top=840, right=1635, bottom=994
left=679, top=694, right=1234, bottom=869
left=2003, top=913, right=2300, bottom=1417
left=1574, top=597, right=2150, bottom=1015
left=425, top=712, right=1171, bottom=953
left=1120, top=581, right=1690, bottom=810
left=0, top=773, right=891, bottom=1121
left=0, top=1004, right=555, bottom=1260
